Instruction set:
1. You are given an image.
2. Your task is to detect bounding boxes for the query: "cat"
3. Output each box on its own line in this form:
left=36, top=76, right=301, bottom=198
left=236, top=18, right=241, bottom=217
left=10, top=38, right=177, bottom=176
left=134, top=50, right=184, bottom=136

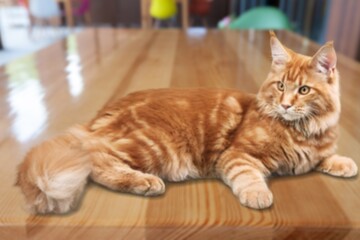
left=16, top=31, right=358, bottom=214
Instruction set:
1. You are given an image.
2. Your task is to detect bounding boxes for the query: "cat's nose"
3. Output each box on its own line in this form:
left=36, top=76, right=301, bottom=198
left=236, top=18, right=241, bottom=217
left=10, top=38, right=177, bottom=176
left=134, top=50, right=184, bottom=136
left=281, top=104, right=291, bottom=110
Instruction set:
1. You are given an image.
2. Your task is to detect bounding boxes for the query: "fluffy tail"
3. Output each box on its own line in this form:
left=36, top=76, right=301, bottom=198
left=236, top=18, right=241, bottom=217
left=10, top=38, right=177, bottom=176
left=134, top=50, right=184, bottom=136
left=16, top=126, right=92, bottom=214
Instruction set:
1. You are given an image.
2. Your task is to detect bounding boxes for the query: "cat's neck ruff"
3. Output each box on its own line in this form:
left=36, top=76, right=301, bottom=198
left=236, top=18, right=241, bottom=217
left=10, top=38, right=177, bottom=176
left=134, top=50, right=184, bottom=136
left=256, top=98, right=340, bottom=138
left=288, top=111, right=340, bottom=138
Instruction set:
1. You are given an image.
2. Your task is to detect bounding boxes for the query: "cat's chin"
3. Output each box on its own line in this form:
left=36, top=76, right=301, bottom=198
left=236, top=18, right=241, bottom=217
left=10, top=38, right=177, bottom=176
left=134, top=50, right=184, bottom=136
left=279, top=113, right=302, bottom=122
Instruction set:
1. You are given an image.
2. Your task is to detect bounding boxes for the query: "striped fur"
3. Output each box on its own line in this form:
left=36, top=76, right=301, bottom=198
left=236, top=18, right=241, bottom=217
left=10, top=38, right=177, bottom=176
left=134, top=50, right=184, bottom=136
left=17, top=32, right=357, bottom=214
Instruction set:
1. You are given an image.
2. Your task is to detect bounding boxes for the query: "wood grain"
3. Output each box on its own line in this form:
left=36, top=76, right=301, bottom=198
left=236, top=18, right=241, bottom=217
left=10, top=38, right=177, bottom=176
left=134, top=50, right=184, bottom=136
left=0, top=29, right=359, bottom=240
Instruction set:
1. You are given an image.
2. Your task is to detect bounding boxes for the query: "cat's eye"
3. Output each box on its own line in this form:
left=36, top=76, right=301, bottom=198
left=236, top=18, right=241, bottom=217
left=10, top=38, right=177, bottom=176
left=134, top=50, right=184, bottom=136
left=277, top=82, right=285, bottom=91
left=298, top=86, right=310, bottom=95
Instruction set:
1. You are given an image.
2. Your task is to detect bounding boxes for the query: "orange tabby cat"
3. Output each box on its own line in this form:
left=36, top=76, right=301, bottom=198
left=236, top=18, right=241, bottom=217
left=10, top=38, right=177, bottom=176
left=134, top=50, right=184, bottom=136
left=16, top=32, right=358, bottom=214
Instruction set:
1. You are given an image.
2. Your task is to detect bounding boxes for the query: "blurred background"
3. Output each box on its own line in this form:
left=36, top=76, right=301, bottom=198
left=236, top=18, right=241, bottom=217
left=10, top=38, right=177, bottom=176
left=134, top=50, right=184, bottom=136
left=0, top=0, right=359, bottom=65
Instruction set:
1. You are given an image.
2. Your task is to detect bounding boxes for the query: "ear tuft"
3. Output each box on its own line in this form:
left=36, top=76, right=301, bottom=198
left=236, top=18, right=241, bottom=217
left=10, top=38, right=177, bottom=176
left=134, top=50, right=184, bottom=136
left=270, top=33, right=291, bottom=65
left=311, top=42, right=337, bottom=75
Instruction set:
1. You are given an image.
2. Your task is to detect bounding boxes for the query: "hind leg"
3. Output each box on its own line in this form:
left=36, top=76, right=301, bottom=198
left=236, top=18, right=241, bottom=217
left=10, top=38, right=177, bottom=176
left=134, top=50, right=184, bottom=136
left=90, top=153, right=165, bottom=196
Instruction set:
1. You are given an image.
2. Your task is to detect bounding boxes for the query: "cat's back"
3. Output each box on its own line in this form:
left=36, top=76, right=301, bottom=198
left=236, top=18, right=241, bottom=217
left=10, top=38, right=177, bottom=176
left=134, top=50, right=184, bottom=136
left=88, top=88, right=255, bottom=176
left=89, top=88, right=254, bottom=132
left=116, top=88, right=253, bottom=111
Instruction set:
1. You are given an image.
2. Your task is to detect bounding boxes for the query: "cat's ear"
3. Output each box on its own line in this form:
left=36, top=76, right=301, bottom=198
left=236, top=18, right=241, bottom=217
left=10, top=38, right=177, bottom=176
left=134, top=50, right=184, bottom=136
left=311, top=42, right=337, bottom=75
left=269, top=31, right=291, bottom=65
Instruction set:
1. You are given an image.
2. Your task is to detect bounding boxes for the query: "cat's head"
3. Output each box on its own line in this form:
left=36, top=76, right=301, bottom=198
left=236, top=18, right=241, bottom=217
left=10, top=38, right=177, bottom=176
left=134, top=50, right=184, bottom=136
left=257, top=31, right=340, bottom=134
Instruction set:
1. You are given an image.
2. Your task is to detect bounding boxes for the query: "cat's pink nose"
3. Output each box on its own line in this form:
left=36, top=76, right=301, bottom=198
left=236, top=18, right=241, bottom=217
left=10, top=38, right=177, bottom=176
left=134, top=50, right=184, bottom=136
left=281, top=104, right=291, bottom=110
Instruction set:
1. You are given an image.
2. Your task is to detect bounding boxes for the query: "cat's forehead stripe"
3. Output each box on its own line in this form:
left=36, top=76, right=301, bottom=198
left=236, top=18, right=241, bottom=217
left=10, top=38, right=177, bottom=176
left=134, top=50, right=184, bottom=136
left=287, top=67, right=300, bottom=81
left=284, top=61, right=308, bottom=85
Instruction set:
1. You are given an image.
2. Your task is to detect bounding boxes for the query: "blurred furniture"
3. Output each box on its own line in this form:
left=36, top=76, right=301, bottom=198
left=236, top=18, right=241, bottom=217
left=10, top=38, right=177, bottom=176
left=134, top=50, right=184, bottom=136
left=189, top=0, right=212, bottom=27
left=141, top=0, right=189, bottom=29
left=28, top=0, right=61, bottom=30
left=229, top=6, right=292, bottom=30
left=1, top=28, right=360, bottom=239
left=89, top=0, right=228, bottom=28
left=56, top=0, right=73, bottom=26
left=325, top=0, right=360, bottom=61
left=1, top=4, right=38, bottom=47
left=228, top=0, right=360, bottom=61
left=73, top=0, right=91, bottom=24
left=55, top=0, right=91, bottom=27
left=0, top=0, right=16, bottom=5
left=0, top=0, right=18, bottom=49
left=149, top=0, right=177, bottom=28
left=150, top=0, right=176, bottom=20
left=29, top=0, right=60, bottom=19
left=190, top=0, right=212, bottom=15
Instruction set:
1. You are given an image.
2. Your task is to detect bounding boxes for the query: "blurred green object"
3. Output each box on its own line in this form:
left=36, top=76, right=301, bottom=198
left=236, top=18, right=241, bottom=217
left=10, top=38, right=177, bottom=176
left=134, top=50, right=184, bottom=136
left=229, top=7, right=292, bottom=30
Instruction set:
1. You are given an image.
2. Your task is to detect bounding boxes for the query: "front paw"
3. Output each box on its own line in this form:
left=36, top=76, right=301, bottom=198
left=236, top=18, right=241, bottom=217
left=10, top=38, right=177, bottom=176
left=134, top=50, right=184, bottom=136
left=317, top=155, right=358, bottom=178
left=239, top=186, right=273, bottom=209
left=133, top=174, right=166, bottom=197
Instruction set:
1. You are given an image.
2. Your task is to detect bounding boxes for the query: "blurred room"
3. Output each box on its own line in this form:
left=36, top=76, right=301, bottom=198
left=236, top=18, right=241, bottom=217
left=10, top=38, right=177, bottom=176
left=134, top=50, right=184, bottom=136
left=0, top=0, right=359, bottom=64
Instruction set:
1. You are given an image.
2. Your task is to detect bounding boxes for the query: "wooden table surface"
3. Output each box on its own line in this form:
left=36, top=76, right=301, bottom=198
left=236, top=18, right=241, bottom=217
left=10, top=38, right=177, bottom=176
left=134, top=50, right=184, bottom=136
left=0, top=28, right=359, bottom=239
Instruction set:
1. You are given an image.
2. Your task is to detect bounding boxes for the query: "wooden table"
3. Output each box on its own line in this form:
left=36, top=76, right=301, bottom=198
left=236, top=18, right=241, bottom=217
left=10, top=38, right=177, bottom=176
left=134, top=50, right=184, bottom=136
left=0, top=28, right=359, bottom=239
